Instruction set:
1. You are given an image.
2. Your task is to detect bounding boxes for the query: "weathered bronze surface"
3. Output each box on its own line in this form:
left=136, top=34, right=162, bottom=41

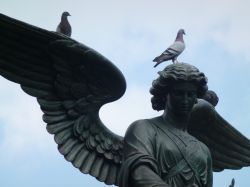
left=119, top=64, right=212, bottom=187
left=0, top=13, right=250, bottom=187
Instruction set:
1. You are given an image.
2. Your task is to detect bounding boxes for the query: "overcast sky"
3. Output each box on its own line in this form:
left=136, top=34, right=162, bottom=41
left=0, top=0, right=250, bottom=187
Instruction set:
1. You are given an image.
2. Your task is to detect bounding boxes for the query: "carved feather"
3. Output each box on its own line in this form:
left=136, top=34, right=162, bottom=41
left=189, top=99, right=250, bottom=172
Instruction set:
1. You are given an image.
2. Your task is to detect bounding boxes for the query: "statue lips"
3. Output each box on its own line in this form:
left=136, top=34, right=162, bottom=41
left=177, top=104, right=192, bottom=115
left=173, top=95, right=196, bottom=115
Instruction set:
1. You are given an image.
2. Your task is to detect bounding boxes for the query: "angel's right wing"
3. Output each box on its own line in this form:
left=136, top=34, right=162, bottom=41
left=189, top=99, right=250, bottom=172
left=0, top=13, right=126, bottom=185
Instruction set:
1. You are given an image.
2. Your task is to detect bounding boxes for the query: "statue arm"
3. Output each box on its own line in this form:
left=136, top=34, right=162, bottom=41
left=131, top=165, right=170, bottom=187
left=119, top=120, right=170, bottom=187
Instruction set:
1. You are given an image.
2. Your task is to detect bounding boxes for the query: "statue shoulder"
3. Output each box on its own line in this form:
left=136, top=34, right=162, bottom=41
left=125, top=117, right=160, bottom=139
left=196, top=139, right=212, bottom=158
left=187, top=132, right=212, bottom=158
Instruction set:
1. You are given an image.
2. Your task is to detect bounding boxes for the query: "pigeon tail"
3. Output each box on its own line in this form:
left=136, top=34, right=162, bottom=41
left=153, top=56, right=161, bottom=62
left=153, top=57, right=162, bottom=67
left=153, top=57, right=165, bottom=67
left=153, top=62, right=161, bottom=68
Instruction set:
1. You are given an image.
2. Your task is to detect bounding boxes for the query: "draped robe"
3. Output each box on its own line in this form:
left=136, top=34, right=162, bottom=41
left=119, top=116, right=213, bottom=187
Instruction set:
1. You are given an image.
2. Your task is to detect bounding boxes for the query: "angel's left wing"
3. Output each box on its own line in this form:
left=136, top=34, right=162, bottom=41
left=189, top=99, right=250, bottom=172
left=0, top=13, right=126, bottom=185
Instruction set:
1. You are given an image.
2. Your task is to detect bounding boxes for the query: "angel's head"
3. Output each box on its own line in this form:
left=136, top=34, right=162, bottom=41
left=150, top=63, right=208, bottom=111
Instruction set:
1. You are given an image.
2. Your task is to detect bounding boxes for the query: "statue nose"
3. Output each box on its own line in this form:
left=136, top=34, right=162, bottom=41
left=182, top=93, right=189, bottom=103
left=180, top=93, right=193, bottom=107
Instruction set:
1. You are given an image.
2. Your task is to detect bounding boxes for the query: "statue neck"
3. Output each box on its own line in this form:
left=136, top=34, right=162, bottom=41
left=163, top=109, right=190, bottom=131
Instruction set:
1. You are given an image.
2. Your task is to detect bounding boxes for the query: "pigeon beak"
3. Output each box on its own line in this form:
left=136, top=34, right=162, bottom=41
left=183, top=31, right=186, bottom=35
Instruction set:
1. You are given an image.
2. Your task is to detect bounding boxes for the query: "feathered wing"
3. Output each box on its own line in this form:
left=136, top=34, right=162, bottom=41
left=0, top=13, right=126, bottom=185
left=189, top=99, right=250, bottom=172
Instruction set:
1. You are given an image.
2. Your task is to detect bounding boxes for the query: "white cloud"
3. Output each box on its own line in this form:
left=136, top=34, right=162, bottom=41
left=63, top=0, right=250, bottom=67
left=0, top=79, right=55, bottom=162
left=2, top=0, right=249, bottom=64
left=100, top=84, right=159, bottom=136
left=0, top=79, right=159, bottom=159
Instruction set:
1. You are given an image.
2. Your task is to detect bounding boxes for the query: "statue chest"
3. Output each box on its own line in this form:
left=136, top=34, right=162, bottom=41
left=153, top=128, right=210, bottom=186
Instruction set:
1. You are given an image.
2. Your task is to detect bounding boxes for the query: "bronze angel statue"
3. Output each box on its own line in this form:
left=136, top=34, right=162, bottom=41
left=0, top=13, right=250, bottom=187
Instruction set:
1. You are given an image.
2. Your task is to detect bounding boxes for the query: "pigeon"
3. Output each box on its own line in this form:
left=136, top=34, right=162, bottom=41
left=56, top=11, right=72, bottom=37
left=153, top=29, right=185, bottom=67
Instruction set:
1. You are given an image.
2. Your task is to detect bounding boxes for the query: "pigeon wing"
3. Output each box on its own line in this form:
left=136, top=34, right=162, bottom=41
left=164, top=41, right=185, bottom=56
left=189, top=99, right=250, bottom=172
left=56, top=23, right=61, bottom=32
left=56, top=21, right=71, bottom=37
left=153, top=41, right=185, bottom=64
left=0, top=13, right=126, bottom=185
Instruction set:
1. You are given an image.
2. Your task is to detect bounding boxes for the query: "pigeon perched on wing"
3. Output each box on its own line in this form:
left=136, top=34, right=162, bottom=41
left=56, top=11, right=72, bottom=37
left=153, top=29, right=185, bottom=67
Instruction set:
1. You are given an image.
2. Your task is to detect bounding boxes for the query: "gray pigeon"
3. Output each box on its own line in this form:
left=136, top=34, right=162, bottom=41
left=56, top=11, right=72, bottom=37
left=153, top=29, right=185, bottom=67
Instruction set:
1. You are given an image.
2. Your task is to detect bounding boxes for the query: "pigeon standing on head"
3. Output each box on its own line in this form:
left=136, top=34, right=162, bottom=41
left=153, top=29, right=185, bottom=67
left=56, top=11, right=72, bottom=37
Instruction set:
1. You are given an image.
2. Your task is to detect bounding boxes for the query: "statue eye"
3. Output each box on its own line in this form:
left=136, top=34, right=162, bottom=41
left=187, top=91, right=197, bottom=97
left=172, top=90, right=183, bottom=96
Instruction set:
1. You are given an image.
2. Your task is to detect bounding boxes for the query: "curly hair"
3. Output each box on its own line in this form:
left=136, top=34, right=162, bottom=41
left=150, top=63, right=208, bottom=111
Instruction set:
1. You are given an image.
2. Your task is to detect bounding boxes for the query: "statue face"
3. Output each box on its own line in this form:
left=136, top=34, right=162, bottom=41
left=166, top=82, right=198, bottom=116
